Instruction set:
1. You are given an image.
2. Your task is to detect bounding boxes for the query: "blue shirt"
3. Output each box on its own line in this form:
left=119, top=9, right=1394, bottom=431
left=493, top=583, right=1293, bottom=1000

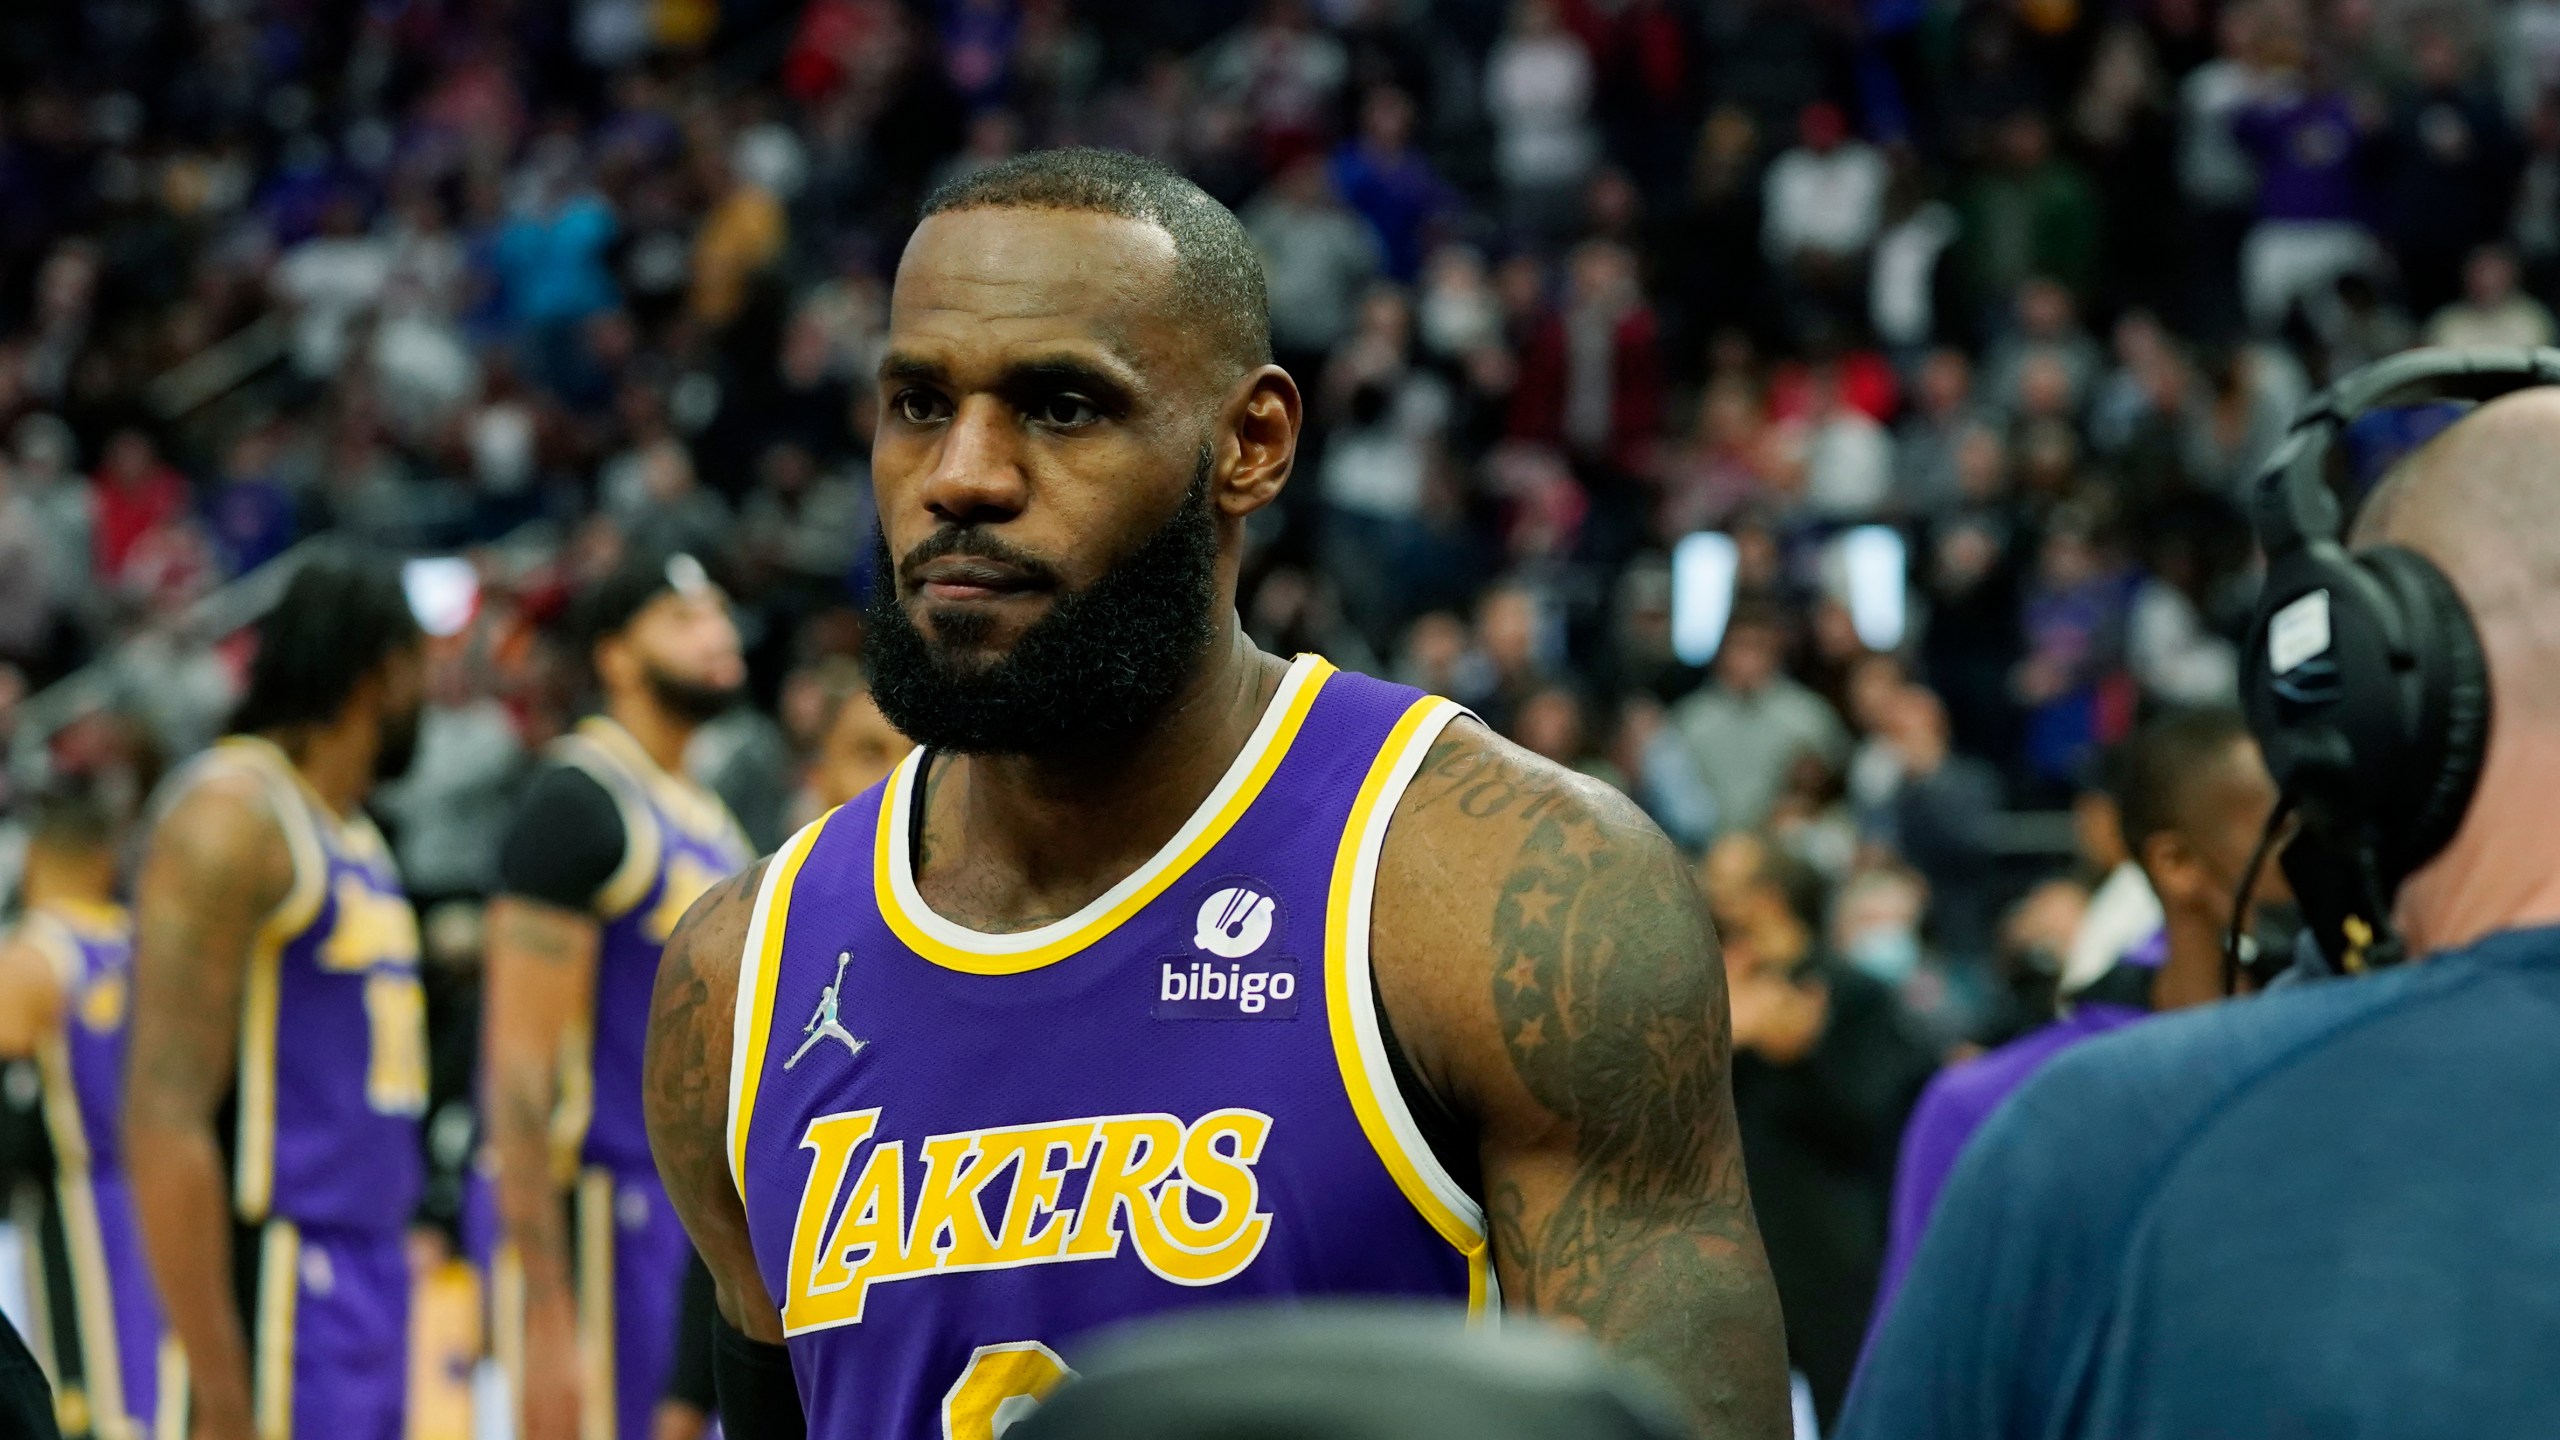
left=1839, top=924, right=2560, bottom=1440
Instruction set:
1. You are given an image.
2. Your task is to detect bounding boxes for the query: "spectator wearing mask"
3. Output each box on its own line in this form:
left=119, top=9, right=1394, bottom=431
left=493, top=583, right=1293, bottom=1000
left=1665, top=605, right=1851, bottom=835
left=1866, top=705, right=2286, bottom=1351
left=1712, top=835, right=1936, bottom=1428
left=2424, top=243, right=2557, bottom=349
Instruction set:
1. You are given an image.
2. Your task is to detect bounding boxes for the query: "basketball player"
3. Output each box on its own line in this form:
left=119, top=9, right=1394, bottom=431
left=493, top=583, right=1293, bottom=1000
left=642, top=150, right=1788, bottom=1439
left=125, top=552, right=429, bottom=1440
left=0, top=788, right=172, bottom=1440
left=483, top=551, right=752, bottom=1440
left=796, top=659, right=914, bottom=816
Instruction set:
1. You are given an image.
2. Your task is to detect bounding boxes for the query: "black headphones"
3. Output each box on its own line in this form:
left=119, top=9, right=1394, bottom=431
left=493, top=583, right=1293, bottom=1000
left=2237, top=346, right=2560, bottom=975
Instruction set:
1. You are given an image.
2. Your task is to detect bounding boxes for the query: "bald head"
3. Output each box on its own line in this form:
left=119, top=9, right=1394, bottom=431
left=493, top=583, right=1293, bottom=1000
left=2355, top=388, right=2560, bottom=627
left=2356, top=387, right=2560, bottom=954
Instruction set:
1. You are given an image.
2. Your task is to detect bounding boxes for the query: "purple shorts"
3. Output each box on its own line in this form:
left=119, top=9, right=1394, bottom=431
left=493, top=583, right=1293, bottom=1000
left=245, top=1220, right=410, bottom=1440
left=31, top=1168, right=179, bottom=1439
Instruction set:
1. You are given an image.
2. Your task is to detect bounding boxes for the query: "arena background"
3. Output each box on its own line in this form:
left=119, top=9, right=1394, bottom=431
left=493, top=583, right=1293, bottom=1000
left=0, top=0, right=2552, bottom=1434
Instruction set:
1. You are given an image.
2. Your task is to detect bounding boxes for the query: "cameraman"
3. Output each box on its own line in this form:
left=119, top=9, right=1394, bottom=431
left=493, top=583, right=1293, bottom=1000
left=1840, top=386, right=2560, bottom=1437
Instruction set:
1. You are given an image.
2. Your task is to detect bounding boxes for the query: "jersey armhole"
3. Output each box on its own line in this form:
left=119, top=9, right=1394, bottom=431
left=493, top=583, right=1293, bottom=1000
left=13, top=914, right=81, bottom=990
left=210, top=748, right=327, bottom=947
left=727, top=810, right=835, bottom=1203
left=1322, top=695, right=1499, bottom=1318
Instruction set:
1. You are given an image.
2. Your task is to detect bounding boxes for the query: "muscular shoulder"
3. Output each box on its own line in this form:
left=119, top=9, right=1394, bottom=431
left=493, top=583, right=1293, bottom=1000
left=643, top=856, right=771, bottom=1173
left=1381, top=719, right=1676, bottom=893
left=140, top=767, right=294, bottom=914
left=1371, top=719, right=1723, bottom=1134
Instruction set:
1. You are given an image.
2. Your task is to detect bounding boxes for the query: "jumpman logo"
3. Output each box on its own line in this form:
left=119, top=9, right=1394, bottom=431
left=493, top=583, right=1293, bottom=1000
left=784, top=952, right=867, bottom=1071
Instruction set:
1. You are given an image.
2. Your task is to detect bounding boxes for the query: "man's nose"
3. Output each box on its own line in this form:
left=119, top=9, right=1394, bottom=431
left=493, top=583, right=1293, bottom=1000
left=917, top=395, right=1031, bottom=528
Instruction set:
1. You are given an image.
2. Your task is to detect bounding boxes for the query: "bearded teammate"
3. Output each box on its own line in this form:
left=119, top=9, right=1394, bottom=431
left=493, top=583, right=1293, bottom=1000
left=643, top=150, right=1788, bottom=1439
left=0, top=787, right=172, bottom=1440
left=125, top=550, right=430, bottom=1440
left=482, top=550, right=753, bottom=1440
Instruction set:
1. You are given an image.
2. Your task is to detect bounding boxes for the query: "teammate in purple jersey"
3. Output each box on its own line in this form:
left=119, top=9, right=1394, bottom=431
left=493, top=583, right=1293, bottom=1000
left=642, top=149, right=1788, bottom=1440
left=483, top=549, right=752, bottom=1440
left=127, top=550, right=429, bottom=1440
left=0, top=787, right=176, bottom=1440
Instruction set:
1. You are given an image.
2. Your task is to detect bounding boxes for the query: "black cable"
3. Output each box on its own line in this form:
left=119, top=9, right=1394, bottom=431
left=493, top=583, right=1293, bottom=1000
left=2225, top=795, right=2300, bottom=996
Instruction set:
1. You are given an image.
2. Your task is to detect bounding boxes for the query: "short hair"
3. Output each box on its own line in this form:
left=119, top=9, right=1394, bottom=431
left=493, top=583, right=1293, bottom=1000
left=918, top=147, right=1272, bottom=376
left=1749, top=838, right=1831, bottom=935
left=2112, top=706, right=2253, bottom=853
left=231, top=545, right=422, bottom=735
left=25, top=781, right=114, bottom=856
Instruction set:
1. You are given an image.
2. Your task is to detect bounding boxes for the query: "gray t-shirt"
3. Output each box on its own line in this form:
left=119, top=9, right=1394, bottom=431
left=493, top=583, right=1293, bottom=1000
left=1842, top=923, right=2560, bottom=1440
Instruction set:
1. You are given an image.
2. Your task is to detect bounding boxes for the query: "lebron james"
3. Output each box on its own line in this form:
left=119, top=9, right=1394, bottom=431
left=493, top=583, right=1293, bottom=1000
left=644, top=149, right=1787, bottom=1439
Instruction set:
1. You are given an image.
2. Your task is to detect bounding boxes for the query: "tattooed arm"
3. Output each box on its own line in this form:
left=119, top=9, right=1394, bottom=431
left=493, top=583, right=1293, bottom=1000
left=482, top=894, right=602, bottom=1440
left=1374, top=721, right=1790, bottom=1437
left=645, top=859, right=788, bottom=1343
left=125, top=775, right=295, bottom=1440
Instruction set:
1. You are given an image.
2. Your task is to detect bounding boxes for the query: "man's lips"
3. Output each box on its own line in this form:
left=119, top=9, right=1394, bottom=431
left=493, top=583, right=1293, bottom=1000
left=912, top=557, right=1053, bottom=602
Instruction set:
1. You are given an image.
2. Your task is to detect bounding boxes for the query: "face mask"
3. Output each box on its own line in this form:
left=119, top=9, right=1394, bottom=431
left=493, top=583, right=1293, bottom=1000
left=1845, top=926, right=1922, bottom=984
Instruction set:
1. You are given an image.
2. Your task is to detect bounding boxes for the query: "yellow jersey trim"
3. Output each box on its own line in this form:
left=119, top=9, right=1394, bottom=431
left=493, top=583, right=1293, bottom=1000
left=875, top=655, right=1337, bottom=976
left=252, top=1220, right=300, bottom=1440
left=200, top=739, right=328, bottom=1224
left=1322, top=696, right=1497, bottom=1319
left=37, top=1036, right=130, bottom=1434
left=578, top=715, right=751, bottom=850
left=40, top=899, right=129, bottom=945
left=552, top=737, right=665, bottom=923
left=576, top=1168, right=618, bottom=1440
left=728, top=812, right=835, bottom=1201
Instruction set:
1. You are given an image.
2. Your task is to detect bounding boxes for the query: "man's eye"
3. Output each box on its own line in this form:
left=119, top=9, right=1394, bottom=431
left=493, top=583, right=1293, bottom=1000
left=892, top=389, right=946, bottom=425
left=1032, top=394, right=1100, bottom=428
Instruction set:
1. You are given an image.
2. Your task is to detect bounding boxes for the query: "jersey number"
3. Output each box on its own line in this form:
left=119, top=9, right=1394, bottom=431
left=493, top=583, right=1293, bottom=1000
left=942, top=1341, right=1071, bottom=1440
left=363, top=972, right=429, bottom=1115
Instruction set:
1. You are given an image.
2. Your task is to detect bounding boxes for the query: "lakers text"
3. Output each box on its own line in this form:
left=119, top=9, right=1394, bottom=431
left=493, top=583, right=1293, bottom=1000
left=781, top=1107, right=1274, bottom=1334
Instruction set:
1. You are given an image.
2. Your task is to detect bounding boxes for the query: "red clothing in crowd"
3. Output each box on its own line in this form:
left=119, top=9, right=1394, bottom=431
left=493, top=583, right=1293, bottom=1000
left=1506, top=303, right=1665, bottom=476
left=93, top=456, right=188, bottom=585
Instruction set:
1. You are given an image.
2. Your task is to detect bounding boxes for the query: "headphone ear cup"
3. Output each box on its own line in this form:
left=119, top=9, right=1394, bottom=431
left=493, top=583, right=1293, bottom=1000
left=2361, top=546, right=2491, bottom=871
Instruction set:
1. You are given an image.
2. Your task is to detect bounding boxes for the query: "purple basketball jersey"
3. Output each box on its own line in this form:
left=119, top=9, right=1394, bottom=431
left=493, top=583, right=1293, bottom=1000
left=727, top=657, right=1492, bottom=1439
left=19, top=901, right=175, bottom=1438
left=190, top=737, right=426, bottom=1232
left=548, top=717, right=752, bottom=1173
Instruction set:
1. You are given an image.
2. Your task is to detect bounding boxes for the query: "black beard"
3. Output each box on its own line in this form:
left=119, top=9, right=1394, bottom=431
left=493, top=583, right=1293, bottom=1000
left=865, top=460, right=1220, bottom=757
left=644, top=664, right=743, bottom=725
left=376, top=705, right=422, bottom=783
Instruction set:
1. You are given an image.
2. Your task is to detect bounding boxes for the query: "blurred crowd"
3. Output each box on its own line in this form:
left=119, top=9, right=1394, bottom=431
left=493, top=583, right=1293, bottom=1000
left=0, top=0, right=2551, bottom=1425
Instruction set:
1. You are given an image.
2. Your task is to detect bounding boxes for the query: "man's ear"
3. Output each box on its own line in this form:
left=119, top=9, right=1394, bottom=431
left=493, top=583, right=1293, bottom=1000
left=2141, top=830, right=2196, bottom=910
left=1217, top=365, right=1303, bottom=518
